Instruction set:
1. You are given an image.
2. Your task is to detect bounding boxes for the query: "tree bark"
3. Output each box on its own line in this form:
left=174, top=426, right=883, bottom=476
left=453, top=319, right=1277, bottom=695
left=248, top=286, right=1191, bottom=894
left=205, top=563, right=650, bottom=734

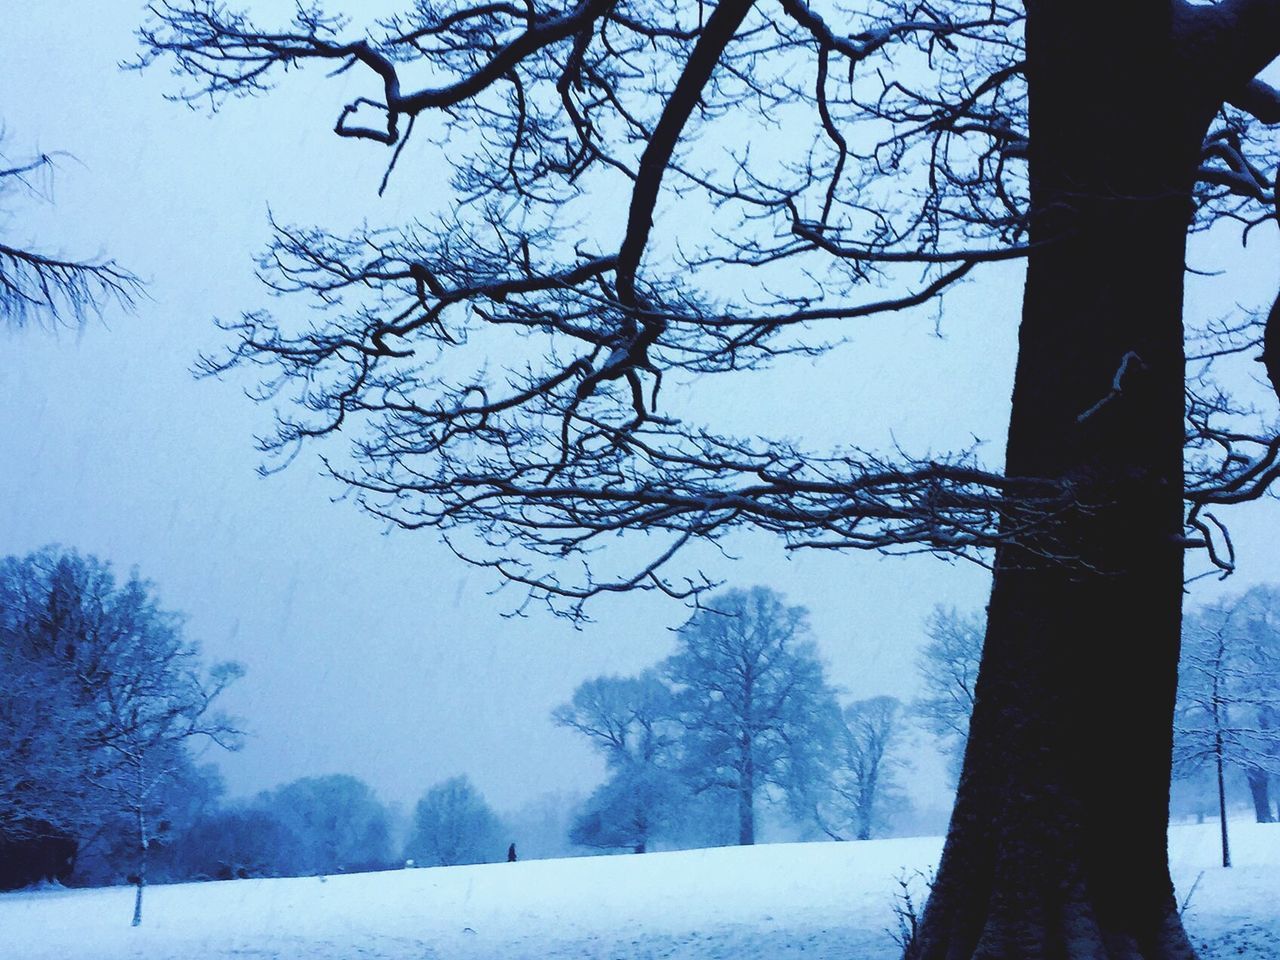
left=739, top=738, right=755, bottom=846
left=1212, top=638, right=1231, bottom=868
left=1215, top=734, right=1231, bottom=869
left=1246, top=768, right=1273, bottom=824
left=132, top=807, right=147, bottom=928
left=911, top=4, right=1218, bottom=957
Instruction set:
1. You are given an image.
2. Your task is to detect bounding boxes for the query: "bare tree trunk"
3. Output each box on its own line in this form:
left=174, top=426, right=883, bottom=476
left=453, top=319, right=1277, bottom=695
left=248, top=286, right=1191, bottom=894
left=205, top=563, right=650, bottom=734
left=131, top=806, right=147, bottom=927
left=911, top=4, right=1215, bottom=956
left=1246, top=768, right=1274, bottom=824
left=856, top=784, right=873, bottom=841
left=1215, top=739, right=1231, bottom=868
left=1209, top=630, right=1231, bottom=867
left=738, top=670, right=756, bottom=847
left=132, top=758, right=147, bottom=928
left=739, top=738, right=755, bottom=846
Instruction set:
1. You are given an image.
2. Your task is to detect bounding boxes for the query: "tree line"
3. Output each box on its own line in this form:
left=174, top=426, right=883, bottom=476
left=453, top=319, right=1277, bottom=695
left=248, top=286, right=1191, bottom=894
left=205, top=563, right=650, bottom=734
left=555, top=586, right=911, bottom=852
left=150, top=771, right=514, bottom=880
left=4, top=548, right=1277, bottom=917
left=541, top=581, right=1280, bottom=857
left=0, top=547, right=519, bottom=920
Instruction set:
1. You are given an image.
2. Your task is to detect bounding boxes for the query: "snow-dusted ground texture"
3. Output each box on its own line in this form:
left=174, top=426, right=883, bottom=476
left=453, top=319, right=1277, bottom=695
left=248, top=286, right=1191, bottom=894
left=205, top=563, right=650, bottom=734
left=2, top=822, right=1276, bottom=959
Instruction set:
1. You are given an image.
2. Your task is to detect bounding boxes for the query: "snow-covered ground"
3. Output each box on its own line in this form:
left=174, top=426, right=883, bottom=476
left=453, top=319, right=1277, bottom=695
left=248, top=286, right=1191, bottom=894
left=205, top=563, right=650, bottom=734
left=2, top=822, right=1277, bottom=959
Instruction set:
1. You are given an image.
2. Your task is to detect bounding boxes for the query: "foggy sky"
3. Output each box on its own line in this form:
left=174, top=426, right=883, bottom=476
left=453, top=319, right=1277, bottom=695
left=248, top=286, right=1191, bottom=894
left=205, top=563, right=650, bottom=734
left=3, top=3, right=1279, bottom=817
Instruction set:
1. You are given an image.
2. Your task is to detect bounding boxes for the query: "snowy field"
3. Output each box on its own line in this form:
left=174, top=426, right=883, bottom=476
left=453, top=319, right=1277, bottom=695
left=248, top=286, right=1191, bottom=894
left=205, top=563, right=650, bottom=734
left=2, top=822, right=1278, bottom=960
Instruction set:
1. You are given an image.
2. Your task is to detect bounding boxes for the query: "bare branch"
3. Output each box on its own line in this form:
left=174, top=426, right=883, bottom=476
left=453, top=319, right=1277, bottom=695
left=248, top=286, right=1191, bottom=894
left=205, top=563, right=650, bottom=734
left=0, top=152, right=142, bottom=327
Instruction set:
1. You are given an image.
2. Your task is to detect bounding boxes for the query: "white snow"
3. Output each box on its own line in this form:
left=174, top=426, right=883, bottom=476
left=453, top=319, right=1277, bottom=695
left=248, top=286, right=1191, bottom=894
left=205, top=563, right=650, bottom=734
left=1, top=822, right=1277, bottom=959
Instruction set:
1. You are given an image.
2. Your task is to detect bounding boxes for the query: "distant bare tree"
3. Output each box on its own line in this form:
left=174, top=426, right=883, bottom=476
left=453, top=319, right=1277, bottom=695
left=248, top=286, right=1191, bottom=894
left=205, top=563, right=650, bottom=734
left=1234, top=587, right=1280, bottom=823
left=913, top=607, right=983, bottom=781
left=664, top=587, right=838, bottom=846
left=1175, top=588, right=1280, bottom=867
left=554, top=671, right=682, bottom=852
left=816, top=695, right=906, bottom=841
left=554, top=672, right=680, bottom=768
left=0, top=145, right=139, bottom=327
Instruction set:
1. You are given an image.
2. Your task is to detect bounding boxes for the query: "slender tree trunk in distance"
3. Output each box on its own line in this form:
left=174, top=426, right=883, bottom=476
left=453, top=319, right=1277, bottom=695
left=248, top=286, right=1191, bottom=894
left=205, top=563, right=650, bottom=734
left=911, top=4, right=1218, bottom=957
left=131, top=757, right=147, bottom=928
left=1210, top=650, right=1230, bottom=867
left=132, top=806, right=147, bottom=927
left=1246, top=704, right=1274, bottom=822
left=1215, top=738, right=1231, bottom=868
left=739, top=738, right=755, bottom=846
left=1246, top=768, right=1274, bottom=823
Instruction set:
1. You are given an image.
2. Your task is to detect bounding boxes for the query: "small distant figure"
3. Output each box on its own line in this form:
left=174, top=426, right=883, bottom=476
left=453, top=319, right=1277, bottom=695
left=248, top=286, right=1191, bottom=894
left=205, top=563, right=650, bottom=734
left=507, top=843, right=517, bottom=863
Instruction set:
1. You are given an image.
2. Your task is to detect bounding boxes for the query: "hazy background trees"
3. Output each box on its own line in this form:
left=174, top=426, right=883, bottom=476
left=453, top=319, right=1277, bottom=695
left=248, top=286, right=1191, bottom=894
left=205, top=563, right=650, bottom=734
left=665, top=588, right=840, bottom=847
left=912, top=608, right=983, bottom=784
left=404, top=776, right=504, bottom=867
left=164, top=804, right=301, bottom=881
left=814, top=696, right=907, bottom=842
left=1174, top=587, right=1280, bottom=866
left=159, top=773, right=400, bottom=881
left=555, top=586, right=923, bottom=852
left=1231, top=587, right=1280, bottom=824
left=555, top=673, right=683, bottom=854
left=2, top=548, right=394, bottom=892
left=258, top=775, right=393, bottom=876
left=7, top=555, right=1276, bottom=898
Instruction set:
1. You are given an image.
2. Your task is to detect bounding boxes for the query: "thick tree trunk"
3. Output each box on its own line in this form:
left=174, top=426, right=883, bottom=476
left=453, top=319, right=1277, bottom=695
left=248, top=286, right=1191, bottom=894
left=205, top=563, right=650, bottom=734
left=911, top=4, right=1217, bottom=957
left=1246, top=768, right=1273, bottom=824
left=739, top=742, right=755, bottom=846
